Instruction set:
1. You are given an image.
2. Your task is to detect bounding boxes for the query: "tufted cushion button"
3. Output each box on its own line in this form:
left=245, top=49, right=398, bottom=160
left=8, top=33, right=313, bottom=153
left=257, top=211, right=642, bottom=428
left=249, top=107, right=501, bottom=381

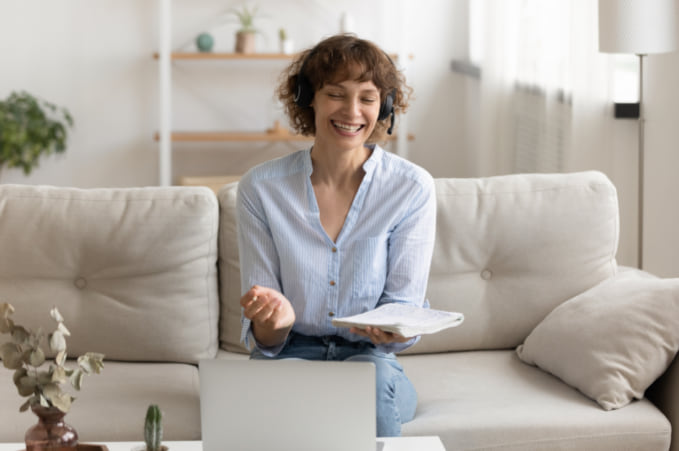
left=480, top=269, right=493, bottom=280
left=74, top=277, right=88, bottom=289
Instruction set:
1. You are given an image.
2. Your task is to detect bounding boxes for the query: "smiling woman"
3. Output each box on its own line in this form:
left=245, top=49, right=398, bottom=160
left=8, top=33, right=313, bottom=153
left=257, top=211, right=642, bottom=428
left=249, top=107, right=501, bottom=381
left=236, top=34, right=435, bottom=438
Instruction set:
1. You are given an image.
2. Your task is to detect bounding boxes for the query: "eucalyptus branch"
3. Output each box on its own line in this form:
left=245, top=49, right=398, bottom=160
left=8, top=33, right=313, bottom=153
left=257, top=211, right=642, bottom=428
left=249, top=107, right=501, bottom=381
left=0, top=302, right=104, bottom=413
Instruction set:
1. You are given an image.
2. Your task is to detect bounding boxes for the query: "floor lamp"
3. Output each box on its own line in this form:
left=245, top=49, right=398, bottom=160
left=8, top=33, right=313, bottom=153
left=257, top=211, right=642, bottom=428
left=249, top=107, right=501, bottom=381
left=598, top=0, right=677, bottom=269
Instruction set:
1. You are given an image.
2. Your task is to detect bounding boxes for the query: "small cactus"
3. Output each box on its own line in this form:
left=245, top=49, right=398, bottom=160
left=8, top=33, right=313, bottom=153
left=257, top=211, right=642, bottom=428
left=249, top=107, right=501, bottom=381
left=144, top=404, right=163, bottom=451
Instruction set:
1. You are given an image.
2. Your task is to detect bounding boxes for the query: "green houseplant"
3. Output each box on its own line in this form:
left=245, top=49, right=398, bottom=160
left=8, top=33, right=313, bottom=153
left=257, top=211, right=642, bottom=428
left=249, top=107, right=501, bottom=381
left=0, top=91, right=74, bottom=177
left=229, top=4, right=260, bottom=53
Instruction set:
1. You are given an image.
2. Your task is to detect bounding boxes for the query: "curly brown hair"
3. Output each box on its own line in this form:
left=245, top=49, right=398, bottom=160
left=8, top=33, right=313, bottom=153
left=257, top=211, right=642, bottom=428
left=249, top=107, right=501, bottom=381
left=276, top=34, right=412, bottom=143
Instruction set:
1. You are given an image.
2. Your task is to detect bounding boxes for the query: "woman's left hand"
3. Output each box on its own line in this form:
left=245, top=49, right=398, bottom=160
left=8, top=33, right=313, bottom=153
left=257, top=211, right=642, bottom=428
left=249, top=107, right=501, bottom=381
left=350, top=326, right=412, bottom=345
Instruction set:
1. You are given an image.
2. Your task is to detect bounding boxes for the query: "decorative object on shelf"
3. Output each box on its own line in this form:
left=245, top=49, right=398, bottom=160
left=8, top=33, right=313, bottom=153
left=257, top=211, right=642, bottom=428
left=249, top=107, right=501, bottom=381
left=598, top=0, right=677, bottom=269
left=340, top=12, right=355, bottom=33
left=229, top=4, right=259, bottom=53
left=266, top=120, right=294, bottom=137
left=195, top=32, right=214, bottom=52
left=278, top=28, right=294, bottom=54
left=0, top=302, right=105, bottom=450
left=142, top=404, right=168, bottom=451
left=0, top=91, right=74, bottom=178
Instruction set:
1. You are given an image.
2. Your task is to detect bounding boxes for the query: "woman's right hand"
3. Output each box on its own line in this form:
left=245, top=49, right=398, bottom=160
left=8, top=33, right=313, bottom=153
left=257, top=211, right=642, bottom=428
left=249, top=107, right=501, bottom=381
left=240, top=285, right=296, bottom=348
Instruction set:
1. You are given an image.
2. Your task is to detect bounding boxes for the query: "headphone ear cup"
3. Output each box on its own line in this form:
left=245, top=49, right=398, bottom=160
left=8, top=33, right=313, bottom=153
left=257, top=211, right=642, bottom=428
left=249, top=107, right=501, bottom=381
left=378, top=90, right=395, bottom=121
left=294, top=74, right=315, bottom=108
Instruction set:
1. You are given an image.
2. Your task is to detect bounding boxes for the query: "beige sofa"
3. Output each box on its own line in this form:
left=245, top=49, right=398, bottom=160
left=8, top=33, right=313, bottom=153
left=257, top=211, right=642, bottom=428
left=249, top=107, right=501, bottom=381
left=1, top=171, right=678, bottom=450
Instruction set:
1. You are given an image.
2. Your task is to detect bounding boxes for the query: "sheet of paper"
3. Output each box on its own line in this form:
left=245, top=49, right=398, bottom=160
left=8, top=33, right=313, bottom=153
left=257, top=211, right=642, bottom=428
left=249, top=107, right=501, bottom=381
left=332, top=303, right=464, bottom=337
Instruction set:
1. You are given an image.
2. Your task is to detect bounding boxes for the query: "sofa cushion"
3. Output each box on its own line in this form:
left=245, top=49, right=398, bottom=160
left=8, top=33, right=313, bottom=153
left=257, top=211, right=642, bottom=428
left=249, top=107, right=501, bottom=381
left=404, top=171, right=619, bottom=354
left=401, top=351, right=671, bottom=450
left=217, top=182, right=249, bottom=353
left=516, top=270, right=679, bottom=410
left=0, top=185, right=220, bottom=364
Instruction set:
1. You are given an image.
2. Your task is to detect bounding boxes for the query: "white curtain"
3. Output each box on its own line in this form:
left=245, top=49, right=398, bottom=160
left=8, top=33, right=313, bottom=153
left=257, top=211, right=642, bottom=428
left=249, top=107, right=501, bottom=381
left=474, top=0, right=616, bottom=176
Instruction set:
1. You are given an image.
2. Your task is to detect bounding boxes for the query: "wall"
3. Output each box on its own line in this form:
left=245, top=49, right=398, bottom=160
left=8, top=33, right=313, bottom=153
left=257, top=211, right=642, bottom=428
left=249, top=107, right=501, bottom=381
left=0, top=0, right=465, bottom=186
left=644, top=53, right=679, bottom=277
left=0, top=1, right=677, bottom=276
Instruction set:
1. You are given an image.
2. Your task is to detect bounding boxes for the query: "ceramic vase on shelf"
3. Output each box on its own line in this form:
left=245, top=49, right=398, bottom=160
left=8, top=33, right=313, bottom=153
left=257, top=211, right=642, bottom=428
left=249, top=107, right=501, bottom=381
left=25, top=405, right=78, bottom=450
left=196, top=33, right=214, bottom=52
left=279, top=39, right=294, bottom=54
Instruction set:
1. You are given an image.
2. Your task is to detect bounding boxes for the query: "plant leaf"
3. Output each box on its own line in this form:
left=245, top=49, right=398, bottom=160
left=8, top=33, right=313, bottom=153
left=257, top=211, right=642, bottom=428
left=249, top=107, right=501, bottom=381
left=24, top=348, right=45, bottom=367
left=0, top=317, right=13, bottom=334
left=0, top=342, right=23, bottom=370
left=78, top=352, right=105, bottom=374
left=48, top=331, right=66, bottom=353
left=36, top=368, right=53, bottom=385
left=17, top=374, right=37, bottom=397
left=19, top=398, right=33, bottom=412
left=13, top=367, right=27, bottom=385
left=50, top=306, right=64, bottom=323
left=47, top=390, right=73, bottom=413
left=70, top=369, right=84, bottom=391
left=51, top=365, right=67, bottom=384
left=0, top=303, right=15, bottom=333
left=57, top=322, right=70, bottom=337
left=11, top=325, right=30, bottom=344
left=0, top=302, right=14, bottom=319
left=55, top=349, right=67, bottom=366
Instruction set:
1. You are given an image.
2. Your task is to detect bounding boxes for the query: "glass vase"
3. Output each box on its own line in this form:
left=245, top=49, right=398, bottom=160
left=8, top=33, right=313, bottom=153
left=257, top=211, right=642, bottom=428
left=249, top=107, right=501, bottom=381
left=25, top=405, right=78, bottom=450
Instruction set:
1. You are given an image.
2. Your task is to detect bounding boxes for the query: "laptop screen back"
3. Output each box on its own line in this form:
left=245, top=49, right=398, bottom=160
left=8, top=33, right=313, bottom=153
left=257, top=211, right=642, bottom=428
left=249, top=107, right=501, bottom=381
left=199, top=359, right=376, bottom=451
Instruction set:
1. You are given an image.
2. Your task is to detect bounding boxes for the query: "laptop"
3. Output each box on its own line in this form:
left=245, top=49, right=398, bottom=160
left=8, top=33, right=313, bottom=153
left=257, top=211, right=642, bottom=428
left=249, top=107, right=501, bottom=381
left=199, top=359, right=378, bottom=451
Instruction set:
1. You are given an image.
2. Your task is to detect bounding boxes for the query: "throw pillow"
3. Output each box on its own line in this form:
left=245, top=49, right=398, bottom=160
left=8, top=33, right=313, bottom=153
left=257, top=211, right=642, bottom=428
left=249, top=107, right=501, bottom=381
left=516, top=273, right=679, bottom=410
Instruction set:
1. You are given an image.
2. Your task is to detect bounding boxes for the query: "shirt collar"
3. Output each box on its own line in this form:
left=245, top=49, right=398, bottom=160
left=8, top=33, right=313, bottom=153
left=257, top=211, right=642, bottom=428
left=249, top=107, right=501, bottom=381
left=303, top=144, right=383, bottom=178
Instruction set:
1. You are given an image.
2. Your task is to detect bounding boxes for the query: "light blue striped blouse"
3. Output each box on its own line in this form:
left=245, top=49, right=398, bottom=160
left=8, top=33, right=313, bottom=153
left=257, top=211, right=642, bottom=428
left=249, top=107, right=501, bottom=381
left=237, top=144, right=437, bottom=355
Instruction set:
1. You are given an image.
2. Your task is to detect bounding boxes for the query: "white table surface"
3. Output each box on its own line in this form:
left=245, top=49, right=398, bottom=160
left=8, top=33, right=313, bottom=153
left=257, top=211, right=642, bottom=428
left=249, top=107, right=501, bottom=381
left=0, top=437, right=445, bottom=451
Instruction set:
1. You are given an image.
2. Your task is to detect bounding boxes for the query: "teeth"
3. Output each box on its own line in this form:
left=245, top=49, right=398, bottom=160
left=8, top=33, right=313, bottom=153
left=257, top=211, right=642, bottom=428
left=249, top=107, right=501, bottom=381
left=333, top=121, right=362, bottom=132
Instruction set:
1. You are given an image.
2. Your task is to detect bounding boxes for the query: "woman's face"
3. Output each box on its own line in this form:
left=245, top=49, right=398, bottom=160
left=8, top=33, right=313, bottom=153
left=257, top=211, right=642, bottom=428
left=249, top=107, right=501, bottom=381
left=311, top=74, right=381, bottom=153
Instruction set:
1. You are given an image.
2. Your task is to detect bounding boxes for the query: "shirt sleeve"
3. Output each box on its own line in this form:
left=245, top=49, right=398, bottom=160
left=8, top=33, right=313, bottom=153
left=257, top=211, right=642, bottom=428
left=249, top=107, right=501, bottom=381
left=376, top=173, right=437, bottom=354
left=236, top=174, right=284, bottom=352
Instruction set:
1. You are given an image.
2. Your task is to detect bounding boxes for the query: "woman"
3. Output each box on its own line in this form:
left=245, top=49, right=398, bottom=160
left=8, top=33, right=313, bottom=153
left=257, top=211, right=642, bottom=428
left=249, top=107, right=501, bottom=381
left=237, top=34, right=436, bottom=437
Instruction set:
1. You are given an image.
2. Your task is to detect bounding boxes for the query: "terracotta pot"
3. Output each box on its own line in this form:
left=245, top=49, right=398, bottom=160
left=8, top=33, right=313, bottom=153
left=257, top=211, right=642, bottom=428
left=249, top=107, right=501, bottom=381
left=235, top=31, right=256, bottom=54
left=25, top=405, right=78, bottom=450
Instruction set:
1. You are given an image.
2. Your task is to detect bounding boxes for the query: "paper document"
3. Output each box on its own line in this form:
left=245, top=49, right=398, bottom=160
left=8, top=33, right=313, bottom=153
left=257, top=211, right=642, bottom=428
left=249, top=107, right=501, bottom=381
left=332, top=303, right=464, bottom=337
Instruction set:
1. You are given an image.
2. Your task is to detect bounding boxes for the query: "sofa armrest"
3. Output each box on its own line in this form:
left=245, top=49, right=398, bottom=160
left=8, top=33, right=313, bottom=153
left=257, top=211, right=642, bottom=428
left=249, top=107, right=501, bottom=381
left=648, top=355, right=679, bottom=451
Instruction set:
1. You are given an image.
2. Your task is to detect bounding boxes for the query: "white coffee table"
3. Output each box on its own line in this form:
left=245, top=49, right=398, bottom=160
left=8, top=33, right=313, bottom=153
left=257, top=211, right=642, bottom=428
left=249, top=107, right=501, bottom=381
left=0, top=437, right=446, bottom=451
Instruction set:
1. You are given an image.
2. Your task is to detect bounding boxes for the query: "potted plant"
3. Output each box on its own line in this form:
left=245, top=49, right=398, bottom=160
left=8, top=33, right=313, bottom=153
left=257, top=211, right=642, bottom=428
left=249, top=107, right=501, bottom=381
left=0, top=91, right=74, bottom=178
left=229, top=4, right=260, bottom=53
left=0, top=302, right=104, bottom=449
left=134, top=404, right=168, bottom=451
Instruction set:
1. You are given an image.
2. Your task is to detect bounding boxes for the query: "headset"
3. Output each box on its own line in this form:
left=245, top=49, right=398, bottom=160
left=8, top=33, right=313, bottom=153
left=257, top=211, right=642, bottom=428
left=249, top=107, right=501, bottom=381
left=294, top=47, right=397, bottom=135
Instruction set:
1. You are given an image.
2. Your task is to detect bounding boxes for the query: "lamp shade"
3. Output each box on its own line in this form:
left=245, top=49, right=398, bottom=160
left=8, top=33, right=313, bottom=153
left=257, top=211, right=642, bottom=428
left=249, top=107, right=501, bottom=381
left=599, top=0, right=677, bottom=54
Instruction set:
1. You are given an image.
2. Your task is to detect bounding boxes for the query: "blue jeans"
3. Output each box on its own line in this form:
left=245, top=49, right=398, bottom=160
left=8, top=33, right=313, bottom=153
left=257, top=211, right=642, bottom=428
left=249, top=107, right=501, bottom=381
left=250, top=332, right=417, bottom=437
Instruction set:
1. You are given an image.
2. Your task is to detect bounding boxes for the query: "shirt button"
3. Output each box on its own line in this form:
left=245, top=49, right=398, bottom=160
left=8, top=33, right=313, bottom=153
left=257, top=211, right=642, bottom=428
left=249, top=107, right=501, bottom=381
left=329, top=280, right=336, bottom=286
left=481, top=269, right=493, bottom=280
left=332, top=247, right=337, bottom=253
left=328, top=312, right=335, bottom=317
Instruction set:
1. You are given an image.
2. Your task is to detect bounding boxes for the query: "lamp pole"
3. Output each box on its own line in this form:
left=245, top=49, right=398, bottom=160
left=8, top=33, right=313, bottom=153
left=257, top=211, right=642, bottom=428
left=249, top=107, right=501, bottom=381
left=637, top=53, right=645, bottom=269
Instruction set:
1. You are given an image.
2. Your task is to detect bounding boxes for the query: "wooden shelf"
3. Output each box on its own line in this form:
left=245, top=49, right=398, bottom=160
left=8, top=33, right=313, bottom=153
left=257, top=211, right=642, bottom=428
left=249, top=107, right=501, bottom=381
left=154, top=121, right=412, bottom=143
left=154, top=131, right=313, bottom=142
left=153, top=52, right=296, bottom=61
left=152, top=52, right=409, bottom=61
left=154, top=131, right=414, bottom=143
